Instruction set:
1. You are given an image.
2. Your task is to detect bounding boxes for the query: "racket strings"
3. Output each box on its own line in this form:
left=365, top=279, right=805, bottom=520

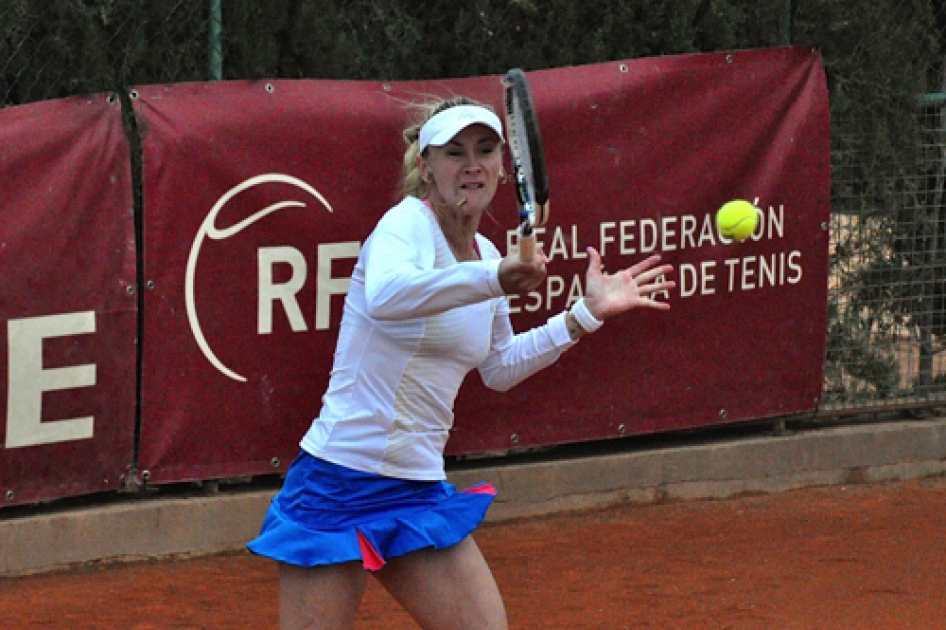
left=503, top=68, right=548, bottom=262
left=505, top=92, right=538, bottom=232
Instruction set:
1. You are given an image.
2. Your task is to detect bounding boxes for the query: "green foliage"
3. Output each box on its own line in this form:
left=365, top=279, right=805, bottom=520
left=0, top=0, right=807, bottom=99
left=824, top=302, right=902, bottom=401
left=1, top=0, right=209, bottom=104
left=796, top=0, right=946, bottom=401
left=3, top=0, right=942, bottom=104
left=214, top=0, right=794, bottom=81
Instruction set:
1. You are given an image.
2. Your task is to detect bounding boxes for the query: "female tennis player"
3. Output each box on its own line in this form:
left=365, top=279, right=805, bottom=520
left=248, top=96, right=676, bottom=630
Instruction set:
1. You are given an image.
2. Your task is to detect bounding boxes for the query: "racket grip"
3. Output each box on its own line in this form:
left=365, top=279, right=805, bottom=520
left=518, top=233, right=535, bottom=262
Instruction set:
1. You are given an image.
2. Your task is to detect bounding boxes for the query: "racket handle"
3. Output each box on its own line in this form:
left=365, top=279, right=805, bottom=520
left=519, top=233, right=535, bottom=262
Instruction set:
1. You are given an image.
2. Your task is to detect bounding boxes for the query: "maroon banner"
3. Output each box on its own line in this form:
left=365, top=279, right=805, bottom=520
left=454, top=47, right=830, bottom=452
left=0, top=95, right=137, bottom=506
left=134, top=46, right=829, bottom=484
left=135, top=78, right=424, bottom=482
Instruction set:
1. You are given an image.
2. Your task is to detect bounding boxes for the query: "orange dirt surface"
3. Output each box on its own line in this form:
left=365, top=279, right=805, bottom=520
left=2, top=476, right=945, bottom=629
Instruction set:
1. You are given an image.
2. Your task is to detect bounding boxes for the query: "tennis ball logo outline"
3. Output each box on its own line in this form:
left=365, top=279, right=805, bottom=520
left=185, top=173, right=335, bottom=383
left=716, top=199, right=760, bottom=242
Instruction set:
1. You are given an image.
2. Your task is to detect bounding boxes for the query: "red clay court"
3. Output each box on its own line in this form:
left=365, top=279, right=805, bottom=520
left=2, top=476, right=944, bottom=629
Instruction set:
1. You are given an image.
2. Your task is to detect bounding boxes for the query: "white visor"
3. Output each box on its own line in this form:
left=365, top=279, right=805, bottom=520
left=419, top=105, right=504, bottom=153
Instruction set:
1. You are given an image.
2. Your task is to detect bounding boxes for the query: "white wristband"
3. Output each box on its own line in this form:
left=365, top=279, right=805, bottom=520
left=571, top=298, right=604, bottom=334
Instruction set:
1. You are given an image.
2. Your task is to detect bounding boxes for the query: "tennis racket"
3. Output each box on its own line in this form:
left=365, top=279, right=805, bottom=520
left=503, top=68, right=549, bottom=262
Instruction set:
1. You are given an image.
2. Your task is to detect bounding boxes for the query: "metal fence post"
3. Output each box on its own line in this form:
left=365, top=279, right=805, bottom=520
left=782, top=0, right=794, bottom=45
left=209, top=0, right=223, bottom=80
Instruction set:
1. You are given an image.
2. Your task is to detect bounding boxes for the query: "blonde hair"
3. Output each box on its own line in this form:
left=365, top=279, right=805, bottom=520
left=400, top=96, right=498, bottom=200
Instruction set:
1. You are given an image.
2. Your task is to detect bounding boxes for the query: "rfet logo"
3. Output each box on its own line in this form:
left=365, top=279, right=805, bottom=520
left=185, top=173, right=358, bottom=382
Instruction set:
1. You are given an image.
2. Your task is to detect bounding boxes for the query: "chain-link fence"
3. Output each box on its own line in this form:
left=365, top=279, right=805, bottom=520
left=811, top=0, right=946, bottom=414
left=4, top=0, right=946, bottom=420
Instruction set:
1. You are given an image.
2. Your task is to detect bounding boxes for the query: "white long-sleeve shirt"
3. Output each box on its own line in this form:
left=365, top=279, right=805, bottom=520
left=301, top=196, right=577, bottom=480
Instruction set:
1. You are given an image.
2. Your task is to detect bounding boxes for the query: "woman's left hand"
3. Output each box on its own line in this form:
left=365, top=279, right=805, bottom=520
left=582, top=247, right=675, bottom=321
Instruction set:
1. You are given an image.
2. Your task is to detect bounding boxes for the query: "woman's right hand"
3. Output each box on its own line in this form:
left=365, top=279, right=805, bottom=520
left=497, top=245, right=548, bottom=295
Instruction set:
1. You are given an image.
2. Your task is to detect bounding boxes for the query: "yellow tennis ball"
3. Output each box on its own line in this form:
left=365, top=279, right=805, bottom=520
left=716, top=200, right=759, bottom=242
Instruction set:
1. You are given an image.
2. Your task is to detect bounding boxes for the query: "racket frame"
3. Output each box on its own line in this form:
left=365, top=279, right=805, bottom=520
left=503, top=68, right=549, bottom=262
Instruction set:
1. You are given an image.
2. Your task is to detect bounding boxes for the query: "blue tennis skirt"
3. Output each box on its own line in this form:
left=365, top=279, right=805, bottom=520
left=247, top=451, right=497, bottom=571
